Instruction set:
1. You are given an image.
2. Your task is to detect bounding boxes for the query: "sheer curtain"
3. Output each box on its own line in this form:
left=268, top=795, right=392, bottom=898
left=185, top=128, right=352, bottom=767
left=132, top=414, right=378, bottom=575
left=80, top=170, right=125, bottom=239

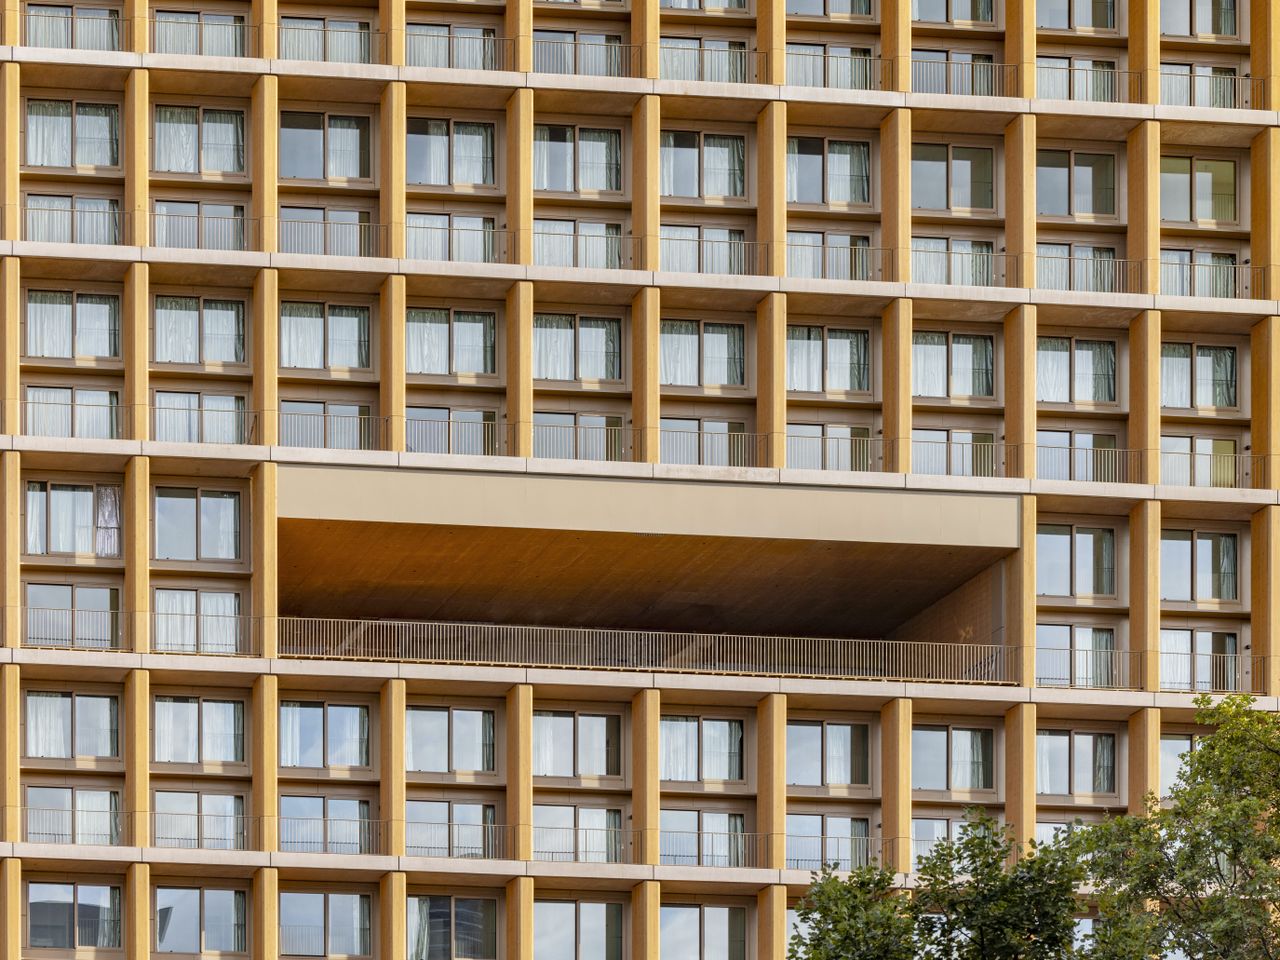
left=75, top=103, right=119, bottom=166
left=578, top=317, right=620, bottom=379
left=205, top=300, right=245, bottom=362
left=406, top=308, right=450, bottom=374
left=280, top=16, right=324, bottom=60
left=155, top=697, right=197, bottom=762
left=1076, top=339, right=1116, bottom=402
left=532, top=124, right=555, bottom=189
left=155, top=296, right=200, bottom=362
left=454, top=312, right=495, bottom=374
left=26, top=386, right=71, bottom=437
left=26, top=691, right=70, bottom=757
left=828, top=329, right=868, bottom=390
left=27, top=291, right=73, bottom=357
left=703, top=323, right=744, bottom=385
left=326, top=116, right=367, bottom=178
left=26, top=100, right=71, bottom=166
left=155, top=588, right=197, bottom=652
left=703, top=134, right=745, bottom=197
left=1092, top=734, right=1115, bottom=793
left=203, top=109, right=244, bottom=173
left=26, top=194, right=72, bottom=242
left=94, top=485, right=121, bottom=557
left=659, top=717, right=698, bottom=780
left=911, top=331, right=947, bottom=396
left=1036, top=336, right=1070, bottom=402
left=1160, top=343, right=1192, bottom=407
left=786, top=326, right=822, bottom=391
left=155, top=391, right=199, bottom=442
left=659, top=225, right=699, bottom=272
left=911, top=237, right=949, bottom=284
left=952, top=334, right=992, bottom=396
left=1196, top=345, right=1236, bottom=406
left=453, top=122, right=494, bottom=185
left=579, top=128, right=621, bottom=191
left=660, top=320, right=699, bottom=385
left=533, top=218, right=575, bottom=267
left=1161, top=628, right=1192, bottom=690
left=327, top=306, right=369, bottom=368
left=408, top=119, right=450, bottom=185
left=828, top=141, right=870, bottom=203
left=26, top=482, right=47, bottom=555
left=280, top=302, right=325, bottom=368
left=533, top=314, right=575, bottom=380
left=406, top=212, right=449, bottom=260
left=279, top=702, right=304, bottom=767
left=200, top=591, right=241, bottom=654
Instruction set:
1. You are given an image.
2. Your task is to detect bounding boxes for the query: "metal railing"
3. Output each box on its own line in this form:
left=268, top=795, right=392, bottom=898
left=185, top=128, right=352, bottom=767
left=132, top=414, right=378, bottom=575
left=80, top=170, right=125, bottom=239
left=1159, top=71, right=1263, bottom=110
left=406, top=32, right=513, bottom=70
left=405, top=225, right=510, bottom=264
left=786, top=243, right=890, bottom=282
left=1036, top=445, right=1141, bottom=484
left=22, top=400, right=124, bottom=440
left=152, top=612, right=259, bottom=656
left=910, top=249, right=1012, bottom=287
left=1159, top=260, right=1261, bottom=299
left=23, top=206, right=124, bottom=245
left=24, top=607, right=123, bottom=651
left=532, top=826, right=635, bottom=863
left=1036, top=65, right=1142, bottom=103
left=532, top=423, right=635, bottom=462
left=1035, top=648, right=1141, bottom=690
left=784, top=52, right=889, bottom=91
left=277, top=618, right=1022, bottom=684
left=23, top=11, right=125, bottom=50
left=405, top=417, right=503, bottom=456
left=1035, top=256, right=1143, bottom=294
left=785, top=834, right=879, bottom=871
left=785, top=435, right=883, bottom=472
left=153, top=405, right=258, bottom=445
left=1159, top=652, right=1265, bottom=695
left=153, top=812, right=254, bottom=850
left=534, top=39, right=640, bottom=77
left=278, top=24, right=383, bottom=64
left=24, top=806, right=124, bottom=845
left=659, top=46, right=757, bottom=83
left=279, top=817, right=386, bottom=855
left=1159, top=450, right=1266, bottom=489
left=660, top=831, right=770, bottom=868
left=659, top=429, right=768, bottom=468
left=659, top=237, right=769, bottom=276
left=911, top=440, right=1018, bottom=479
left=279, top=219, right=385, bottom=258
left=150, top=17, right=253, bottom=56
left=406, top=821, right=511, bottom=859
left=152, top=214, right=253, bottom=252
left=911, top=59, right=1018, bottom=97
left=533, top=231, right=638, bottom=270
left=278, top=412, right=389, bottom=452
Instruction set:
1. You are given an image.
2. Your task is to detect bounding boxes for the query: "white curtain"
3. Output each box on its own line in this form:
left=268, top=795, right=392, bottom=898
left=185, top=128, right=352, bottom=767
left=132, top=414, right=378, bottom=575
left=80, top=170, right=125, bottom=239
left=911, top=237, right=949, bottom=284
left=954, top=334, right=993, bottom=396
left=26, top=691, right=70, bottom=757
left=327, top=19, right=371, bottom=64
left=155, top=697, right=198, bottom=762
left=200, top=591, right=241, bottom=653
left=578, top=317, right=620, bottom=380
left=26, top=99, right=71, bottom=166
left=327, top=306, right=369, bottom=368
left=409, top=120, right=449, bottom=185
left=155, top=588, right=197, bottom=652
left=659, top=225, right=699, bottom=272
left=454, top=312, right=494, bottom=373
left=26, top=291, right=73, bottom=357
left=579, top=128, right=621, bottom=191
left=827, top=329, right=868, bottom=391
left=406, top=308, right=449, bottom=374
left=94, top=485, right=121, bottom=557
left=280, top=16, right=324, bottom=60
left=75, top=103, right=118, bottom=166
left=1196, top=345, right=1236, bottom=406
left=659, top=132, right=682, bottom=195
left=1161, top=343, right=1192, bottom=407
left=154, top=296, right=199, bottom=363
left=453, top=122, right=494, bottom=185
left=203, top=299, right=244, bottom=362
left=200, top=491, right=240, bottom=559
left=533, top=218, right=575, bottom=267
left=533, top=314, right=575, bottom=380
left=1075, top=339, right=1116, bottom=402
left=828, top=140, right=870, bottom=203
left=786, top=326, right=822, bottom=391
left=659, top=717, right=699, bottom=780
left=155, top=391, right=199, bottom=442
left=326, top=115, right=366, bottom=178
left=660, top=319, right=699, bottom=385
left=703, top=134, right=745, bottom=197
left=912, top=331, right=948, bottom=396
left=155, top=105, right=197, bottom=172
left=203, top=109, right=244, bottom=173
left=406, top=23, right=449, bottom=67
left=76, top=388, right=115, bottom=439
left=26, top=482, right=47, bottom=555
left=25, top=386, right=71, bottom=437
left=280, top=302, right=324, bottom=368
left=279, top=701, right=305, bottom=767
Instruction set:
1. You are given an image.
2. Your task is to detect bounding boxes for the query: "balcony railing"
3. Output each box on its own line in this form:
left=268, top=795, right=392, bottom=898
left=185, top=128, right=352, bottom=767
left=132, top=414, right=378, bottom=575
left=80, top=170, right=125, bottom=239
left=153, top=405, right=259, bottom=445
left=152, top=612, right=260, bottom=656
left=1036, top=65, right=1142, bottom=103
left=786, top=243, right=890, bottom=282
left=1035, top=648, right=1141, bottom=690
left=150, top=17, right=253, bottom=56
left=785, top=435, right=883, bottom=472
left=23, top=400, right=124, bottom=440
left=405, top=225, right=510, bottom=264
left=532, top=423, right=635, bottom=462
left=1035, top=256, right=1143, bottom=294
left=406, top=417, right=503, bottom=456
left=533, top=39, right=641, bottom=77
left=153, top=811, right=254, bottom=850
left=911, top=440, right=1018, bottom=479
left=784, top=52, right=889, bottom=91
left=659, top=831, right=770, bottom=868
left=910, top=249, right=1012, bottom=287
left=278, top=24, right=383, bottom=64
left=911, top=59, right=1018, bottom=97
left=152, top=214, right=253, bottom=252
left=1160, top=71, right=1263, bottom=110
left=406, top=821, right=512, bottom=859
left=659, top=429, right=768, bottom=468
left=277, top=618, right=1022, bottom=684
left=660, top=237, right=769, bottom=275
left=24, top=806, right=124, bottom=846
left=785, top=833, right=879, bottom=871
left=1159, top=450, right=1265, bottom=489
left=24, top=206, right=124, bottom=245
left=659, top=46, right=758, bottom=83
left=1036, top=445, right=1142, bottom=484
left=24, top=607, right=123, bottom=651
left=1159, top=260, right=1261, bottom=299
left=533, top=230, right=639, bottom=270
left=278, top=411, right=389, bottom=451
left=279, top=219, right=386, bottom=258
left=532, top=826, right=635, bottom=863
left=1159, top=652, right=1265, bottom=695
left=24, top=11, right=125, bottom=50
left=280, top=818, right=386, bottom=855
left=407, top=32, right=513, bottom=70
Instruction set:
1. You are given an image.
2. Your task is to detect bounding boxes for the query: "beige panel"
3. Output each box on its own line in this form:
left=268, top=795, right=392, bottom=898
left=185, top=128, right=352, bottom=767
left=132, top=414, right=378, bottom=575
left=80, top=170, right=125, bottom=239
left=1255, top=0, right=1280, bottom=110
left=1003, top=306, right=1035, bottom=478
left=1251, top=317, right=1280, bottom=483
left=757, top=885, right=787, bottom=960
left=881, top=298, right=912, bottom=472
left=1005, top=0, right=1036, bottom=98
left=253, top=866, right=280, bottom=960
left=277, top=465, right=1022, bottom=549
left=381, top=83, right=408, bottom=258
left=123, top=262, right=149, bottom=441
left=880, top=697, right=911, bottom=871
left=1129, top=500, right=1160, bottom=692
left=506, top=281, right=534, bottom=457
left=1003, top=117, right=1036, bottom=289
left=506, top=89, right=533, bottom=264
left=124, top=70, right=149, bottom=246
left=756, top=292, right=786, bottom=467
left=252, top=76, right=279, bottom=251
left=0, top=858, right=17, bottom=960
left=380, top=0, right=405, bottom=66
left=382, top=678, right=407, bottom=855
left=632, top=97, right=660, bottom=270
left=1251, top=507, right=1280, bottom=696
left=125, top=669, right=150, bottom=845
left=0, top=260, right=17, bottom=434
left=880, top=0, right=911, bottom=92
left=1, top=0, right=16, bottom=46
left=0, top=665, right=18, bottom=841
left=1129, top=310, right=1160, bottom=483
left=253, top=461, right=279, bottom=658
left=505, top=0, right=531, bottom=72
left=125, top=863, right=149, bottom=960
left=756, top=693, right=786, bottom=869
left=507, top=683, right=533, bottom=860
left=1004, top=702, right=1035, bottom=848
left=380, top=274, right=407, bottom=452
left=0, top=65, right=16, bottom=241
left=506, top=877, right=534, bottom=960
left=631, top=881, right=660, bottom=960
left=757, top=102, right=786, bottom=275
left=879, top=111, right=911, bottom=281
left=1252, top=130, right=1280, bottom=299
left=632, top=0, right=659, bottom=78
left=124, top=457, right=150, bottom=653
left=380, top=872, right=407, bottom=960
left=254, top=269, right=280, bottom=446
left=631, top=286, right=660, bottom=463
left=1127, top=706, right=1160, bottom=814
left=1126, top=123, right=1161, bottom=292
left=1008, top=495, right=1035, bottom=687
left=632, top=688, right=660, bottom=865
left=253, top=674, right=280, bottom=851
left=1128, top=0, right=1160, bottom=105
left=0, top=454, right=18, bottom=651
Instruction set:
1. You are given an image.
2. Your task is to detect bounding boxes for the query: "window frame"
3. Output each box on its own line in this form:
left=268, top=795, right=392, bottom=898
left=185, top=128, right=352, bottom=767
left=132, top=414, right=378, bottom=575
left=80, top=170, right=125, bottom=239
left=405, top=304, right=499, bottom=379
left=23, top=478, right=123, bottom=560
left=1159, top=153, right=1240, bottom=225
left=23, top=286, right=123, bottom=361
left=25, top=878, right=124, bottom=950
left=909, top=328, right=997, bottom=400
left=1034, top=726, right=1120, bottom=799
left=22, top=95, right=121, bottom=171
left=784, top=322, right=872, bottom=394
left=785, top=134, right=874, bottom=207
left=406, top=115, right=499, bottom=189
left=1034, top=334, right=1120, bottom=406
left=151, top=102, right=248, bottom=177
left=1158, top=526, right=1242, bottom=604
left=531, top=708, right=624, bottom=780
left=659, top=128, right=750, bottom=201
left=1034, top=521, right=1119, bottom=599
left=405, top=703, right=499, bottom=776
left=658, top=316, right=749, bottom=389
left=1035, top=146, right=1119, bottom=218
left=153, top=884, right=250, bottom=955
left=784, top=717, right=872, bottom=789
left=532, top=121, right=625, bottom=195
left=152, top=484, right=244, bottom=564
left=152, top=693, right=247, bottom=766
left=1158, top=339, right=1240, bottom=411
left=405, top=891, right=501, bottom=960
left=23, top=687, right=120, bottom=760
left=659, top=713, right=747, bottom=784
left=278, top=889, right=374, bottom=959
left=910, top=141, right=997, bottom=213
left=910, top=722, right=997, bottom=794
left=151, top=292, right=249, bottom=367
left=279, top=699, right=373, bottom=771
left=532, top=312, right=625, bottom=383
left=279, top=108, right=374, bottom=183
left=278, top=299, right=373, bottom=372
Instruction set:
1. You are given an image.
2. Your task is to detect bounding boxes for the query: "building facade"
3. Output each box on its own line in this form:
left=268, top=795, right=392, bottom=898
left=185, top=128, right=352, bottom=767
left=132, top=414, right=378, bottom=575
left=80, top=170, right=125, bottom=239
left=0, top=0, right=1276, bottom=957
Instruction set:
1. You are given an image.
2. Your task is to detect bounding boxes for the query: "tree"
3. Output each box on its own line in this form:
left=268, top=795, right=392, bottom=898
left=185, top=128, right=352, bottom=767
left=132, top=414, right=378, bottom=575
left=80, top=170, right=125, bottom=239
left=786, top=862, right=915, bottom=960
left=1079, top=694, right=1280, bottom=960
left=914, top=810, right=1085, bottom=960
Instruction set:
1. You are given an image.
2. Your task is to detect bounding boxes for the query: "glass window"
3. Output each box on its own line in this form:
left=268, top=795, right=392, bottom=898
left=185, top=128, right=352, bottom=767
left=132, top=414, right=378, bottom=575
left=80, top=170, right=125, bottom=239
left=26, top=289, right=121, bottom=359
left=660, top=905, right=746, bottom=960
left=911, top=331, right=993, bottom=398
left=534, top=711, right=621, bottom=777
left=280, top=112, right=370, bottom=180
left=156, top=887, right=247, bottom=954
left=408, top=895, right=498, bottom=960
left=281, top=892, right=372, bottom=957
left=154, top=487, right=240, bottom=561
left=406, top=308, right=496, bottom=376
left=1160, top=528, right=1237, bottom=601
left=786, top=720, right=870, bottom=786
left=1160, top=733, right=1193, bottom=797
left=913, top=725, right=993, bottom=791
left=279, top=701, right=369, bottom=768
left=914, top=144, right=994, bottom=210
left=29, top=882, right=122, bottom=949
left=25, top=690, right=117, bottom=758
left=406, top=705, right=496, bottom=773
left=534, top=900, right=623, bottom=960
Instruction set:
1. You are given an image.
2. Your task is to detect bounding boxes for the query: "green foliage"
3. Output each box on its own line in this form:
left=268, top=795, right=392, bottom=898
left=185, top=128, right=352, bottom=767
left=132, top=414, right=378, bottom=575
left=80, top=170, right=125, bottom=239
left=786, top=863, right=915, bottom=960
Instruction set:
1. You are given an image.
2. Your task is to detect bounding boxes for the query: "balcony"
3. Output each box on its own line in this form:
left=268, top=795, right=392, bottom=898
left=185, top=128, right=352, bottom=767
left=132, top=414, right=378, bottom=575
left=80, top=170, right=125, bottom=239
left=277, top=618, right=1022, bottom=684
left=1036, top=445, right=1142, bottom=484
left=659, top=45, right=758, bottom=83
left=1159, top=259, right=1261, bottom=299
left=150, top=16, right=252, bottom=56
left=25, top=607, right=123, bottom=651
left=911, top=439, right=1019, bottom=479
left=534, top=39, right=641, bottom=78
left=910, top=248, right=1013, bottom=288
left=152, top=213, right=253, bottom=252
left=911, top=60, right=1019, bottom=98
left=23, top=400, right=125, bottom=441
left=533, top=422, right=634, bottom=462
left=24, top=10, right=124, bottom=50
left=153, top=404, right=259, bottom=445
left=278, top=23, right=383, bottom=64
left=279, top=818, right=386, bottom=856
left=1035, top=648, right=1141, bottom=690
left=152, top=612, right=260, bottom=656
left=406, top=821, right=512, bottom=859
left=786, top=434, right=883, bottom=472
left=24, top=806, right=124, bottom=845
left=279, top=411, right=389, bottom=452
left=23, top=204, right=123, bottom=245
left=279, top=218, right=386, bottom=258
left=659, top=236, right=769, bottom=276
left=1036, top=65, right=1142, bottom=103
left=1160, top=71, right=1263, bottom=110
left=407, top=32, right=513, bottom=70
left=785, top=833, right=878, bottom=871
left=532, top=826, right=635, bottom=863
left=533, top=230, right=639, bottom=270
left=1159, top=652, right=1265, bottom=696
left=1160, top=449, right=1265, bottom=489
left=152, top=811, right=254, bottom=850
left=784, top=52, right=889, bottom=91
left=659, top=831, right=770, bottom=868
left=1034, top=256, right=1143, bottom=295
left=786, top=243, right=890, bottom=282
left=406, top=416, right=502, bottom=456
left=659, top=428, right=768, bottom=468
left=405, top=224, right=510, bottom=264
